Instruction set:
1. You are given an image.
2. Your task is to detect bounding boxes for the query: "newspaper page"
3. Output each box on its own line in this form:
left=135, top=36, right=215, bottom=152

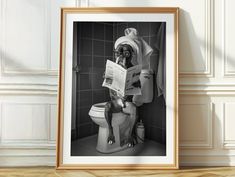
left=102, top=60, right=141, bottom=97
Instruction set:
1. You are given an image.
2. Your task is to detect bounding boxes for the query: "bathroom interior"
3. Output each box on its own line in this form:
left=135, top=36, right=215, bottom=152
left=71, top=21, right=166, bottom=156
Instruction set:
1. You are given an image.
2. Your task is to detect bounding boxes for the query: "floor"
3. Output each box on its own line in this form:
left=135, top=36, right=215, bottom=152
left=71, top=135, right=166, bottom=156
left=1, top=167, right=235, bottom=177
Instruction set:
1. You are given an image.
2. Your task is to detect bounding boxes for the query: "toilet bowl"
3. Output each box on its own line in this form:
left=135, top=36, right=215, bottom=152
left=89, top=102, right=132, bottom=153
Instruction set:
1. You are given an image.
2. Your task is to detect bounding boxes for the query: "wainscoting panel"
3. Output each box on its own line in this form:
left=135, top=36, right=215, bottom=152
left=1, top=103, right=48, bottom=142
left=179, top=101, right=213, bottom=149
left=223, top=0, right=235, bottom=77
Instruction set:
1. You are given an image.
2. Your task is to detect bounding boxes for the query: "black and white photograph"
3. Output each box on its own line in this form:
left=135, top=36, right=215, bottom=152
left=71, top=21, right=167, bottom=156
left=57, top=8, right=178, bottom=169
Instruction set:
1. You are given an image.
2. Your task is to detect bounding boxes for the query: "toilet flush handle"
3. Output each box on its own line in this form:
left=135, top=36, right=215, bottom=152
left=73, top=65, right=81, bottom=73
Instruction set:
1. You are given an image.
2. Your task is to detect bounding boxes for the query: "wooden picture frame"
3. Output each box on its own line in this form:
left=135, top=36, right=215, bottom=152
left=57, top=7, right=179, bottom=169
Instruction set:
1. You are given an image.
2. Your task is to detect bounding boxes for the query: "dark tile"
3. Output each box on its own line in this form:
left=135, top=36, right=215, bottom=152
left=76, top=91, right=80, bottom=107
left=93, top=56, right=105, bottom=73
left=127, top=22, right=138, bottom=30
left=145, top=125, right=151, bottom=139
left=162, top=102, right=166, bottom=130
left=143, top=37, right=150, bottom=45
left=104, top=88, right=110, bottom=101
left=79, top=38, right=92, bottom=55
left=92, top=122, right=99, bottom=135
left=105, top=42, right=114, bottom=57
left=113, top=24, right=118, bottom=40
left=162, top=129, right=166, bottom=144
left=93, top=23, right=105, bottom=40
left=92, top=90, right=105, bottom=104
left=150, top=36, right=159, bottom=55
left=71, top=129, right=77, bottom=141
left=93, top=40, right=104, bottom=56
left=105, top=24, right=113, bottom=41
left=77, top=74, right=92, bottom=90
left=79, top=90, right=92, bottom=108
left=138, top=22, right=150, bottom=36
left=77, top=107, right=92, bottom=124
left=78, top=123, right=92, bottom=138
left=91, top=72, right=104, bottom=90
left=150, top=126, right=162, bottom=143
left=80, top=22, right=93, bottom=38
left=148, top=102, right=162, bottom=128
left=117, top=23, right=128, bottom=38
left=150, top=54, right=159, bottom=72
left=79, top=56, right=92, bottom=73
left=150, top=22, right=162, bottom=36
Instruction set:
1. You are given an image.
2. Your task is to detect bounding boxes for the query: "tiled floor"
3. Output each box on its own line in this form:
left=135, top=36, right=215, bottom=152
left=71, top=135, right=166, bottom=156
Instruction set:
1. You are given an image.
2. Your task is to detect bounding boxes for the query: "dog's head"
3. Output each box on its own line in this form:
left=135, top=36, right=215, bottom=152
left=114, top=44, right=134, bottom=68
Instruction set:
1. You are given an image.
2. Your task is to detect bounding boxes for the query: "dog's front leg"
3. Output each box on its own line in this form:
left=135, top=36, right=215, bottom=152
left=123, top=102, right=137, bottom=147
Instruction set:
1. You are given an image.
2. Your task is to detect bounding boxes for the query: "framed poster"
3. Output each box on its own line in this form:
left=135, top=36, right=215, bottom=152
left=57, top=7, right=179, bottom=169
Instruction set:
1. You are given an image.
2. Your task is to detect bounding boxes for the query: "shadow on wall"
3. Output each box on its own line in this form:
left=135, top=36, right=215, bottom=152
left=0, top=48, right=39, bottom=73
left=179, top=10, right=205, bottom=73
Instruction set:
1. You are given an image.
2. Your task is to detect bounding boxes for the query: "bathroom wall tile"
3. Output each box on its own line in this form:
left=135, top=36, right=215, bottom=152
left=92, top=90, right=105, bottom=104
left=93, top=40, right=104, bottom=56
left=162, top=129, right=166, bottom=144
left=77, top=74, right=92, bottom=90
left=127, top=22, right=138, bottom=30
left=79, top=90, right=92, bottom=108
left=93, top=23, right=105, bottom=40
left=79, top=55, right=92, bottom=73
left=150, top=54, right=159, bottom=72
left=113, top=23, right=118, bottom=41
left=117, top=23, right=128, bottom=38
left=143, top=36, right=150, bottom=45
left=144, top=124, right=151, bottom=139
left=80, top=38, right=92, bottom=56
left=80, top=22, right=93, bottom=38
left=150, top=22, right=162, bottom=36
left=78, top=123, right=92, bottom=138
left=150, top=36, right=158, bottom=55
left=93, top=56, right=104, bottom=73
left=92, top=122, right=99, bottom=135
left=138, top=22, right=150, bottom=37
left=91, top=72, right=104, bottom=90
left=104, top=88, right=110, bottom=101
left=105, top=41, right=114, bottom=57
left=105, top=24, right=113, bottom=41
left=150, top=126, right=162, bottom=143
left=77, top=107, right=92, bottom=124
left=150, top=102, right=163, bottom=128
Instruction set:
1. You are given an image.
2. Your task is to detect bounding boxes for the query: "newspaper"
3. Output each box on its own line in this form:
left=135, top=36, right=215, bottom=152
left=102, top=60, right=142, bottom=97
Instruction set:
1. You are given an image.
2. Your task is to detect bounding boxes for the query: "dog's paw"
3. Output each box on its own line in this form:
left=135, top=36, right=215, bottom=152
left=127, top=137, right=135, bottom=147
left=107, top=135, right=115, bottom=145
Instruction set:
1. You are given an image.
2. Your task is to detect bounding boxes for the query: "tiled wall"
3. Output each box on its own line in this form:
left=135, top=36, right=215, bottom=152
left=75, top=22, right=113, bottom=139
left=73, top=22, right=165, bottom=144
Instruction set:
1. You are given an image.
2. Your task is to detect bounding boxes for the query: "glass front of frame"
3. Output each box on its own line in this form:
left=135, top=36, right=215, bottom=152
left=58, top=8, right=178, bottom=169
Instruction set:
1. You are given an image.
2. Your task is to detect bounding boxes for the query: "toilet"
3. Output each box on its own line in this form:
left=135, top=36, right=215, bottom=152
left=89, top=102, right=132, bottom=153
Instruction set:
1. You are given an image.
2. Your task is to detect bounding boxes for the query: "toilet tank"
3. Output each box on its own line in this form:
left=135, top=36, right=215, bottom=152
left=133, top=69, right=154, bottom=105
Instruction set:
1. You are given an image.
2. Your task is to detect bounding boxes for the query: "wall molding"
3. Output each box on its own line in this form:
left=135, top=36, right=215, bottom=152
left=180, top=0, right=214, bottom=77
left=0, top=0, right=57, bottom=76
left=0, top=83, right=57, bottom=95
left=179, top=103, right=213, bottom=149
left=222, top=0, right=235, bottom=77
left=222, top=103, right=235, bottom=149
left=0, top=102, right=57, bottom=145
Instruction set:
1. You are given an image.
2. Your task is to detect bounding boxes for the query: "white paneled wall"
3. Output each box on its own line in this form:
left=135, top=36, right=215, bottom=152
left=1, top=0, right=235, bottom=166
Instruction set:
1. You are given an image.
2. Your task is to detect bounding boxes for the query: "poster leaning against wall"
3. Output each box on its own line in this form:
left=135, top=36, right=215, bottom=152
left=57, top=7, right=179, bottom=169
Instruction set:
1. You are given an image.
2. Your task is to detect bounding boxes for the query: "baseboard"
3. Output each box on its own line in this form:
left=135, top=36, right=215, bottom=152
left=1, top=152, right=235, bottom=167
